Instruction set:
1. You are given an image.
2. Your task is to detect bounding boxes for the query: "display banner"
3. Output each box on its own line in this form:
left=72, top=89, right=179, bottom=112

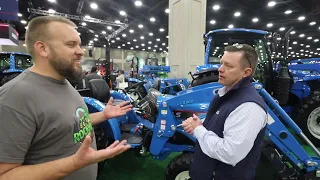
left=0, top=23, right=19, bottom=46
left=0, top=0, right=19, bottom=21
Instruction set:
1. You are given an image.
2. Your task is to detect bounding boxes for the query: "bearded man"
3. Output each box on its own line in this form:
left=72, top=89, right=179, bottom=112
left=0, top=16, right=131, bottom=180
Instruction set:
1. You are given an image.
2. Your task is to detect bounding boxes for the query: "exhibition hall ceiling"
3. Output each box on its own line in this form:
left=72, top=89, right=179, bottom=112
left=9, top=0, right=320, bottom=58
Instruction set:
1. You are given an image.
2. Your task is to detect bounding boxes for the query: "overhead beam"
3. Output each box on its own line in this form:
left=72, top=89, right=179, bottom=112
left=29, top=8, right=126, bottom=27
left=76, top=0, right=85, bottom=14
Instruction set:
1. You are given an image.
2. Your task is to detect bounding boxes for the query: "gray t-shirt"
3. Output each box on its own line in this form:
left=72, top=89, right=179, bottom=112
left=0, top=69, right=97, bottom=180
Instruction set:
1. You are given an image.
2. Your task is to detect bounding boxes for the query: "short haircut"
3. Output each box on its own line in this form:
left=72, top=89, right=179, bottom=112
left=225, top=44, right=258, bottom=74
left=25, top=16, right=76, bottom=57
left=91, top=66, right=98, bottom=73
left=119, top=70, right=124, bottom=74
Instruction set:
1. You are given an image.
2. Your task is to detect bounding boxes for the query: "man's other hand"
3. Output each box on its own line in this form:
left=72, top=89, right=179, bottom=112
left=182, top=114, right=203, bottom=134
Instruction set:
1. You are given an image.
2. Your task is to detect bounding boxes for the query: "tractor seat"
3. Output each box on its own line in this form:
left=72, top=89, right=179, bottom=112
left=120, top=124, right=137, bottom=132
left=87, top=79, right=111, bottom=102
left=153, top=79, right=161, bottom=91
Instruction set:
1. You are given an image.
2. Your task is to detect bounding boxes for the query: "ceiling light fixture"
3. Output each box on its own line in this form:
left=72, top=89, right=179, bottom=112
left=107, top=26, right=112, bottom=30
left=150, top=17, right=156, bottom=22
left=165, top=9, right=170, bottom=13
left=48, top=9, right=55, bottom=13
left=129, top=29, right=134, bottom=33
left=119, top=11, right=126, bottom=16
left=234, top=12, right=241, bottom=17
left=90, top=3, right=98, bottom=9
left=310, top=22, right=316, bottom=26
left=267, top=23, right=273, bottom=27
left=213, top=5, right=220, bottom=11
left=298, top=16, right=305, bottom=21
left=135, top=1, right=142, bottom=7
left=252, top=18, right=259, bottom=22
left=138, top=24, right=143, bottom=28
left=290, top=31, right=296, bottom=34
left=149, top=33, right=153, bottom=36
left=210, top=20, right=216, bottom=24
left=18, top=13, right=22, bottom=17
left=268, top=1, right=276, bottom=7
left=279, top=27, right=285, bottom=31
left=159, top=28, right=165, bottom=32
left=285, top=10, right=292, bottom=14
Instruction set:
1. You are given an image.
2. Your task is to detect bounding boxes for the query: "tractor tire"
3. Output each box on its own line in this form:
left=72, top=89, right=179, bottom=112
left=296, top=91, right=320, bottom=146
left=165, top=152, right=193, bottom=180
left=0, top=73, right=19, bottom=86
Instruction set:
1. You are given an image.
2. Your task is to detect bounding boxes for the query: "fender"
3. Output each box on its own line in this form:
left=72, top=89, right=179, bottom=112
left=83, top=97, right=121, bottom=141
left=290, top=81, right=311, bottom=100
left=110, top=90, right=131, bottom=101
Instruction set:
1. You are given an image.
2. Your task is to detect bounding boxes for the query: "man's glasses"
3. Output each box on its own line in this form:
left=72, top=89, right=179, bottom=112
left=232, top=44, right=252, bottom=69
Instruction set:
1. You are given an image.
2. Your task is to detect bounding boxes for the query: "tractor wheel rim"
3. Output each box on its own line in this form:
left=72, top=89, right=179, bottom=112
left=175, top=171, right=190, bottom=180
left=307, top=107, right=320, bottom=139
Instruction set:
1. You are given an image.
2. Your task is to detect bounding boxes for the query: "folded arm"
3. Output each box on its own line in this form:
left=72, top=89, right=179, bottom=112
left=193, top=102, right=266, bottom=166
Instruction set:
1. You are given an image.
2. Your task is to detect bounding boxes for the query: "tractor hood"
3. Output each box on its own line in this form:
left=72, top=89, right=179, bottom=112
left=287, top=58, right=320, bottom=81
left=196, top=64, right=220, bottom=72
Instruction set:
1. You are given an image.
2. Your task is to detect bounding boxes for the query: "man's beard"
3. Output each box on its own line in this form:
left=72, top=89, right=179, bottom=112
left=48, top=48, right=83, bottom=82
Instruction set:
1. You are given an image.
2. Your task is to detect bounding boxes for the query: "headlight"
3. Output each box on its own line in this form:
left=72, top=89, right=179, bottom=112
left=179, top=84, right=186, bottom=90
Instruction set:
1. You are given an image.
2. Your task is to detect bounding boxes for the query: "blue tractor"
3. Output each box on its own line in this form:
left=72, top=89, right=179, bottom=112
left=189, top=28, right=320, bottom=147
left=126, top=65, right=190, bottom=100
left=78, top=28, right=320, bottom=179
left=81, top=77, right=320, bottom=179
left=0, top=52, right=33, bottom=86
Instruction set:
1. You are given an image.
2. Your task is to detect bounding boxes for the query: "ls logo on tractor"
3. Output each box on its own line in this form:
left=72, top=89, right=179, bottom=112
left=177, top=100, right=193, bottom=106
left=199, top=104, right=208, bottom=110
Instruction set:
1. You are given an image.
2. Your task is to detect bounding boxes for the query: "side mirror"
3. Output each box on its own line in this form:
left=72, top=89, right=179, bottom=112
left=203, top=34, right=208, bottom=45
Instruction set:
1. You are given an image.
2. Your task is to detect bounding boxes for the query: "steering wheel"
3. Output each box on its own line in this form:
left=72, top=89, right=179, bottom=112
left=125, top=81, right=146, bottom=100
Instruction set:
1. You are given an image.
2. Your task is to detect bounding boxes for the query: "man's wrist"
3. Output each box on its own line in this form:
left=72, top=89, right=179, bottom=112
left=101, top=111, right=109, bottom=119
left=193, top=125, right=206, bottom=139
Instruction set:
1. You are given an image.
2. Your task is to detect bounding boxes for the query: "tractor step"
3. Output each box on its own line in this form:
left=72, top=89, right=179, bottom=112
left=121, top=132, right=143, bottom=145
left=120, top=124, right=137, bottom=132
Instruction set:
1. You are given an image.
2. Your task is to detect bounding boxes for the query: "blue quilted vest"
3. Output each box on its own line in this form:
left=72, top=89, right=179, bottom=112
left=189, top=77, right=267, bottom=180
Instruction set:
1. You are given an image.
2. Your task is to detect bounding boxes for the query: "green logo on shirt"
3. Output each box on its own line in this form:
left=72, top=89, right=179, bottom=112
left=73, top=107, right=94, bottom=144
